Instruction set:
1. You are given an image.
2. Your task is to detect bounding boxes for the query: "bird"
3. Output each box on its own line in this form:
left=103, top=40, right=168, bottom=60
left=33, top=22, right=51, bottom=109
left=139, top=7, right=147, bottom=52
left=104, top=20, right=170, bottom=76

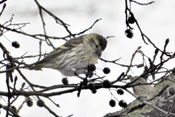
left=29, top=33, right=107, bottom=76
left=129, top=75, right=155, bottom=100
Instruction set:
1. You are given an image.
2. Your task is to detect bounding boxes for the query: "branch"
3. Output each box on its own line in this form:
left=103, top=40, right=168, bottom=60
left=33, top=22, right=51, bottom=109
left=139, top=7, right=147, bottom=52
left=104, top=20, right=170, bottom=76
left=34, top=0, right=72, bottom=36
left=130, top=0, right=155, bottom=5
left=0, top=24, right=67, bottom=41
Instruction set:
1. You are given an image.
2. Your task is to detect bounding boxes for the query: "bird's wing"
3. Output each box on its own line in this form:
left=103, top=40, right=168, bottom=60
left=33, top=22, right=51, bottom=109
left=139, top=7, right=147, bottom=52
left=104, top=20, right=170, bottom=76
left=31, top=37, right=84, bottom=68
left=42, top=37, right=83, bottom=62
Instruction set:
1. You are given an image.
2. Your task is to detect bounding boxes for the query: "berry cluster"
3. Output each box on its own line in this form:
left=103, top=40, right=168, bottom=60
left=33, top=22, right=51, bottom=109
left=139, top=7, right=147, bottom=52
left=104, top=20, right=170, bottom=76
left=109, top=99, right=127, bottom=108
left=125, top=11, right=136, bottom=39
left=26, top=98, right=45, bottom=108
left=108, top=88, right=127, bottom=108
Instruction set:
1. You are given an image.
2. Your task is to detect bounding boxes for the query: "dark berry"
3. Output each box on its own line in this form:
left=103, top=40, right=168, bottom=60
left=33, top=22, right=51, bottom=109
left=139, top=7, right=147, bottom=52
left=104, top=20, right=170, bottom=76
left=62, top=78, right=68, bottom=85
left=26, top=98, right=33, bottom=107
left=118, top=100, right=127, bottom=108
left=103, top=67, right=110, bottom=74
left=109, top=99, right=116, bottom=107
left=12, top=41, right=20, bottom=48
left=125, top=29, right=133, bottom=38
left=103, top=80, right=111, bottom=88
left=169, top=87, right=175, bottom=96
left=128, top=16, right=136, bottom=24
left=37, top=100, right=44, bottom=107
left=117, top=89, right=124, bottom=95
left=88, top=83, right=96, bottom=94
left=91, top=89, right=97, bottom=94
left=88, top=64, right=96, bottom=71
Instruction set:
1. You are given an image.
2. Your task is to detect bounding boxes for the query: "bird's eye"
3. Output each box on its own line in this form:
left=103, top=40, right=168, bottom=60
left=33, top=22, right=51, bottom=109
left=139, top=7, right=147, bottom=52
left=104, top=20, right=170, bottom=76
left=95, top=44, right=99, bottom=48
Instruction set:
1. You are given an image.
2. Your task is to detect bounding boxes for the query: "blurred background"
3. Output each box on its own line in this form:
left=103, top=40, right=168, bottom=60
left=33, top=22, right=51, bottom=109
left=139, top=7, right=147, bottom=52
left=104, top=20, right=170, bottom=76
left=0, top=0, right=175, bottom=117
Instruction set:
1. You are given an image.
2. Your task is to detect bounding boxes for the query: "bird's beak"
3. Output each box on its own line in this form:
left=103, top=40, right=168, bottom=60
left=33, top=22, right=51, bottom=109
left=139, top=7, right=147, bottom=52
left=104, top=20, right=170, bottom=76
left=96, top=49, right=102, bottom=57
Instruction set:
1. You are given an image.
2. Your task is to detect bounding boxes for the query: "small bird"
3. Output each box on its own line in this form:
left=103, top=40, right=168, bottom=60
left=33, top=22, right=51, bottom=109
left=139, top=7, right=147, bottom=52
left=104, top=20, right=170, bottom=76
left=129, top=76, right=155, bottom=100
left=29, top=33, right=107, bottom=76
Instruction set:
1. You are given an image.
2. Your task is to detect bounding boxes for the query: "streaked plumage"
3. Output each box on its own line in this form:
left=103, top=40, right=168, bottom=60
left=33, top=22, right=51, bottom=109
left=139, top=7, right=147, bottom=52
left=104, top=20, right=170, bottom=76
left=29, top=33, right=107, bottom=76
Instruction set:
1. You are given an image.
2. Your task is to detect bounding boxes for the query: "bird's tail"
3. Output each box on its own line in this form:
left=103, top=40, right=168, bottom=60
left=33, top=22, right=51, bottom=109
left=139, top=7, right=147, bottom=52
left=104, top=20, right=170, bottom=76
left=28, top=63, right=43, bottom=70
left=23, top=61, right=44, bottom=70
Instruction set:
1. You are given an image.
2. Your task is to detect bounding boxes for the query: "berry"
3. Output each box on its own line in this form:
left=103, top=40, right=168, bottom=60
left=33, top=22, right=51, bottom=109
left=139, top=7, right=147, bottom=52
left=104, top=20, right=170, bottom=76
left=88, top=83, right=96, bottom=94
left=117, top=89, right=124, bottom=95
left=125, top=29, right=133, bottom=38
left=109, top=99, right=116, bottom=107
left=37, top=100, right=45, bottom=107
left=169, top=87, right=175, bottom=96
left=88, top=64, right=96, bottom=72
left=103, top=67, right=110, bottom=74
left=91, top=89, right=97, bottom=94
left=103, top=80, right=111, bottom=88
left=118, top=100, right=127, bottom=108
left=26, top=98, right=33, bottom=107
left=62, top=78, right=68, bottom=85
left=12, top=41, right=20, bottom=48
left=128, top=16, right=136, bottom=24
